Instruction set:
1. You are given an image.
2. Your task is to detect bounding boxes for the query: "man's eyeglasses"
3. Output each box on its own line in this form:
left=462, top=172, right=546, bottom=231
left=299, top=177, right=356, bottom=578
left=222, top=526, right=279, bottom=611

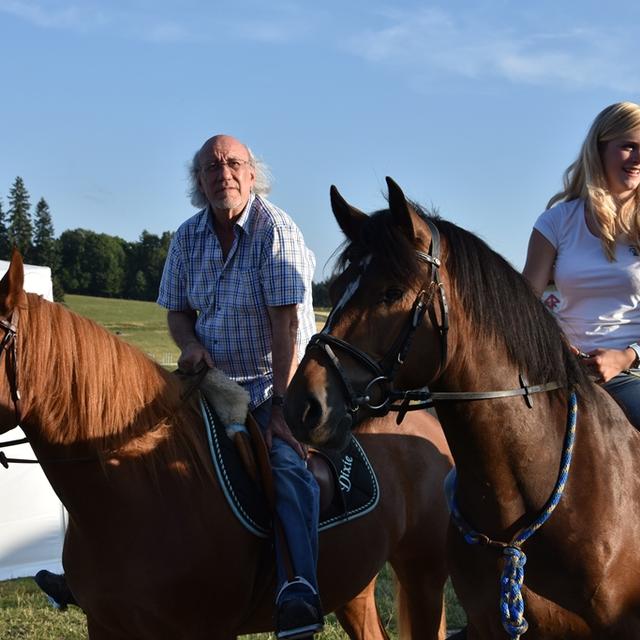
left=200, top=159, right=251, bottom=174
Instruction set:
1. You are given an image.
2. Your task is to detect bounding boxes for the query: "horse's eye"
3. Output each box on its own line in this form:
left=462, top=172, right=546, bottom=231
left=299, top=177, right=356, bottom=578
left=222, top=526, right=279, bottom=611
left=384, top=288, right=404, bottom=303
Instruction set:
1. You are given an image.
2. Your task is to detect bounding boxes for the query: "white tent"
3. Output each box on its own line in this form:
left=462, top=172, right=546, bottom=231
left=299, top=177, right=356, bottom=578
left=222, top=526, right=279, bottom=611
left=0, top=260, right=65, bottom=580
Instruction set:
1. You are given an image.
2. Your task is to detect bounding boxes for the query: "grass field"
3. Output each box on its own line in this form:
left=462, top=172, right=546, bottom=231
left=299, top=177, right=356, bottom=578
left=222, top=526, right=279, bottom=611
left=0, top=572, right=465, bottom=640
left=0, top=295, right=466, bottom=639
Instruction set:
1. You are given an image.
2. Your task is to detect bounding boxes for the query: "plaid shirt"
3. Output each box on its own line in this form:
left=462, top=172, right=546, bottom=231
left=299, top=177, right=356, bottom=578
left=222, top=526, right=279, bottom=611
left=158, top=194, right=316, bottom=408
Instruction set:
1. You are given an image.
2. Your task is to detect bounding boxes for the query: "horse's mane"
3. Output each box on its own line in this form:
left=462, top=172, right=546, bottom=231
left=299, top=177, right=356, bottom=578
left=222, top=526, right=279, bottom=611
left=336, top=204, right=590, bottom=393
left=20, top=293, right=211, bottom=472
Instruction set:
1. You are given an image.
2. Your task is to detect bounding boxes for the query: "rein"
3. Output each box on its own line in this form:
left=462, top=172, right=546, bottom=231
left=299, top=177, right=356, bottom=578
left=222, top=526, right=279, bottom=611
left=308, top=216, right=564, bottom=422
left=446, top=391, right=578, bottom=639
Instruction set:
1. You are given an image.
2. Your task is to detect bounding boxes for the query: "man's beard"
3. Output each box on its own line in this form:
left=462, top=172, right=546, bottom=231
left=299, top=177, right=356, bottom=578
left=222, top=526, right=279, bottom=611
left=210, top=191, right=243, bottom=211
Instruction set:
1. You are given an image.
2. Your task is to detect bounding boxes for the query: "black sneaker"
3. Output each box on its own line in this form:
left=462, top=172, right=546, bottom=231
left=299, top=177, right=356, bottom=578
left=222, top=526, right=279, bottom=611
left=276, top=597, right=324, bottom=639
left=34, top=571, right=77, bottom=610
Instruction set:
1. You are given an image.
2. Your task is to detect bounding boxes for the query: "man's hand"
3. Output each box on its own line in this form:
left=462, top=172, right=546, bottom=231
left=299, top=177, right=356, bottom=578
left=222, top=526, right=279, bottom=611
left=264, top=405, right=306, bottom=459
left=178, top=341, right=214, bottom=373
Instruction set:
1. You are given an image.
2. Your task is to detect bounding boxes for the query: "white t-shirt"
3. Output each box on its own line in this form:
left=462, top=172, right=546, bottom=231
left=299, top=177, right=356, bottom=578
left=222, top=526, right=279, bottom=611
left=534, top=199, right=640, bottom=353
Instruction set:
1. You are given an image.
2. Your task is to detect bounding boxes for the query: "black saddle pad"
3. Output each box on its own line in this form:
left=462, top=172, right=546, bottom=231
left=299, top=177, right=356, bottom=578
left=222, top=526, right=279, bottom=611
left=200, top=395, right=379, bottom=538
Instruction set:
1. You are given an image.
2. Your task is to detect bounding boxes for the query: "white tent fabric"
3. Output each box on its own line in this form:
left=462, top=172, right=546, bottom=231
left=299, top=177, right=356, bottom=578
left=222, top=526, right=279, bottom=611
left=0, top=260, right=65, bottom=580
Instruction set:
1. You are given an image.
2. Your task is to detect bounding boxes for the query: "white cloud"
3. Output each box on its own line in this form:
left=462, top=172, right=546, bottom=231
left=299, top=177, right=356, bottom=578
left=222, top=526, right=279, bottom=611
left=0, top=0, right=197, bottom=43
left=0, top=0, right=108, bottom=31
left=346, top=7, right=640, bottom=93
left=142, top=21, right=193, bottom=44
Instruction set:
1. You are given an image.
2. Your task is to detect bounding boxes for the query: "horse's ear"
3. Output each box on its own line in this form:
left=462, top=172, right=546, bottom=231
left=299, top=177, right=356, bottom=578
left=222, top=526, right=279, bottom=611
left=330, top=185, right=367, bottom=242
left=0, top=249, right=25, bottom=314
left=386, top=177, right=421, bottom=241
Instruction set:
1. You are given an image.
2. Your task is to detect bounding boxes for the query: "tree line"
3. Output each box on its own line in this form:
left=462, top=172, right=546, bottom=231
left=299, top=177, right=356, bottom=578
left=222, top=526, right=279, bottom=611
left=0, top=176, right=172, bottom=302
left=1, top=176, right=333, bottom=305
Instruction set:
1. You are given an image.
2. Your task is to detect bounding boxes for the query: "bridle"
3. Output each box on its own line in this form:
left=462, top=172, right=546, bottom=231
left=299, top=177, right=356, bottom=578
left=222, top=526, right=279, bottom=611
left=308, top=218, right=449, bottom=420
left=307, top=216, right=563, bottom=423
left=0, top=308, right=32, bottom=468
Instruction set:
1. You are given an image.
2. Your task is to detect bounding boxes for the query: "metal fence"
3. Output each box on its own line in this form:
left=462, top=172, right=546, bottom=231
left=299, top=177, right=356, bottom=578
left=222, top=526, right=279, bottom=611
left=147, top=352, right=178, bottom=368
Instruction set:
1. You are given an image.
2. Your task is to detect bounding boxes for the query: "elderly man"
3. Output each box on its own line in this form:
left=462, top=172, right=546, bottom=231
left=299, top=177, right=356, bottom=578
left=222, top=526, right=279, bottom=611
left=157, top=135, right=321, bottom=639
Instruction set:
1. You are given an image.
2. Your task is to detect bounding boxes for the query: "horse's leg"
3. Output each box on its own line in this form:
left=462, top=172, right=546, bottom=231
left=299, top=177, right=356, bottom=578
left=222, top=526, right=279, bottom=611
left=334, top=576, right=390, bottom=640
left=390, top=556, right=447, bottom=640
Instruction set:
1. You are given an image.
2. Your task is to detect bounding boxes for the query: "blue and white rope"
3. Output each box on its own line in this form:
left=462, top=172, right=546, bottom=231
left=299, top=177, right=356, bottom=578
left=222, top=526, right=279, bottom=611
left=448, top=391, right=578, bottom=639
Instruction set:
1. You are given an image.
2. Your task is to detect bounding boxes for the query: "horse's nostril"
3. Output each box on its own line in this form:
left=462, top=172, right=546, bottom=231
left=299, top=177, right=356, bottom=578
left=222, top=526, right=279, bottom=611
left=302, top=395, right=323, bottom=430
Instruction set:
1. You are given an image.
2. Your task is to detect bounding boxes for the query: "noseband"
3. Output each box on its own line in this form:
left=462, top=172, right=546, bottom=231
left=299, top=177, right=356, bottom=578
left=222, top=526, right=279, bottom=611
left=307, top=218, right=450, bottom=420
left=307, top=216, right=563, bottom=423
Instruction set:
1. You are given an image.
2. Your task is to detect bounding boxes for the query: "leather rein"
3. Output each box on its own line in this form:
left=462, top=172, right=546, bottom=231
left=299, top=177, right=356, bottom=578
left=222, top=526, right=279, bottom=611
left=307, top=217, right=563, bottom=422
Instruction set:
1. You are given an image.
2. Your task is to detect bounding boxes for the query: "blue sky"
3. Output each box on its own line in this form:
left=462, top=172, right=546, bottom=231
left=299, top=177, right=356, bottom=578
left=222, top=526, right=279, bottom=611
left=1, top=0, right=639, bottom=281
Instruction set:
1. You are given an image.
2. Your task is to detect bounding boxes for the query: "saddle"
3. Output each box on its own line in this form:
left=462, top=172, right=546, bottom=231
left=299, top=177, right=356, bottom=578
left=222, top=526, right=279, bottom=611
left=189, top=368, right=379, bottom=538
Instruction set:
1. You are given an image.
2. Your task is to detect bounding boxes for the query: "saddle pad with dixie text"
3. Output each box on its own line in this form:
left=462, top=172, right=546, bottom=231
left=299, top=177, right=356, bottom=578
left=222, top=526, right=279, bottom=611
left=200, top=395, right=379, bottom=538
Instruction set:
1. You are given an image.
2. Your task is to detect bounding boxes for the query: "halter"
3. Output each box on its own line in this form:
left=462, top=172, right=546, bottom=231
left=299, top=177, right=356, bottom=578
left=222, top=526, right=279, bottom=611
left=307, top=217, right=562, bottom=422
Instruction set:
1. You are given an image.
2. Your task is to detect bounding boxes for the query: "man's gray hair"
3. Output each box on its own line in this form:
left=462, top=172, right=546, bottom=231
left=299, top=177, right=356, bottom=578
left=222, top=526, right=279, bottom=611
left=188, top=145, right=272, bottom=209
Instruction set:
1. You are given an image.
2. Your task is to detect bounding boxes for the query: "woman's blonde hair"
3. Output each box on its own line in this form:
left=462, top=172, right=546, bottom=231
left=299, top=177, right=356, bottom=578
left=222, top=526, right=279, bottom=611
left=548, top=101, right=640, bottom=260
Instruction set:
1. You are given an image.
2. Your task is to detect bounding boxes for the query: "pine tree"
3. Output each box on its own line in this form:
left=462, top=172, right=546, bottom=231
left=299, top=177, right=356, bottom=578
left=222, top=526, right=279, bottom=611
left=0, top=199, right=10, bottom=260
left=32, top=198, right=58, bottom=267
left=7, top=176, right=33, bottom=258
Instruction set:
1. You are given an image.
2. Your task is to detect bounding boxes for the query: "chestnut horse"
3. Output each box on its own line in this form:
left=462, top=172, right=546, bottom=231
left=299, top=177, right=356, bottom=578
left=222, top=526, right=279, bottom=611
left=0, top=252, right=452, bottom=640
left=286, top=178, right=640, bottom=639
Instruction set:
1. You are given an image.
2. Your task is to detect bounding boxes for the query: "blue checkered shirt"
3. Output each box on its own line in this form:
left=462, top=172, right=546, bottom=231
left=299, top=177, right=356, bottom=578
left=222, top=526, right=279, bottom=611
left=157, top=194, right=316, bottom=408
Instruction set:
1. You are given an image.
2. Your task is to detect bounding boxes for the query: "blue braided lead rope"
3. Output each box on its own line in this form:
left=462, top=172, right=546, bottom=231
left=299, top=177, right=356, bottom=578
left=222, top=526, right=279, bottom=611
left=445, top=391, right=578, bottom=639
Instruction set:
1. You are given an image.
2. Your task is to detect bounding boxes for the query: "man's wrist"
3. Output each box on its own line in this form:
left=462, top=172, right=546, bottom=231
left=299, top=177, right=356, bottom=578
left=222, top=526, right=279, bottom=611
left=271, top=394, right=285, bottom=407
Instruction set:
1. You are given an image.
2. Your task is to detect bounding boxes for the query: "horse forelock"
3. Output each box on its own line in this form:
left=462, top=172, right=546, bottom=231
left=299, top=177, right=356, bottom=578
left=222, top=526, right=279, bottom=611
left=334, top=208, right=427, bottom=286
left=18, top=294, right=211, bottom=472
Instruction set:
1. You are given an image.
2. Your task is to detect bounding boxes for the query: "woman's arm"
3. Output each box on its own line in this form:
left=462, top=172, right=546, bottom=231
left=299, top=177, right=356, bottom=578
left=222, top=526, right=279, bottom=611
left=522, top=229, right=557, bottom=297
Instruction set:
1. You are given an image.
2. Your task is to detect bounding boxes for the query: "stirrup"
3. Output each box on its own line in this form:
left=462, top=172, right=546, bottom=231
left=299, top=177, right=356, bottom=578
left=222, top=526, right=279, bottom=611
left=276, top=598, right=324, bottom=640
left=276, top=578, right=323, bottom=640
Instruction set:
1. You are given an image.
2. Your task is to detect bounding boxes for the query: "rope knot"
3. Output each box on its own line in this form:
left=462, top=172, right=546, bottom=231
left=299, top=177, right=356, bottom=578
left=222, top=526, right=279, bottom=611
left=500, top=545, right=529, bottom=638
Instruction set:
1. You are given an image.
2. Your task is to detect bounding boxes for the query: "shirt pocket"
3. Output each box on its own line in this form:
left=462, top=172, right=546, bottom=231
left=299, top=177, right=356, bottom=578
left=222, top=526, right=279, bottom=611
left=232, top=268, right=263, bottom=314
left=187, top=270, right=214, bottom=312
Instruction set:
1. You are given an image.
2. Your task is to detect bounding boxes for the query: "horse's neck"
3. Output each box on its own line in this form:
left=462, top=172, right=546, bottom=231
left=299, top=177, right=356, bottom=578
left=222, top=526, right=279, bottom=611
left=435, top=343, right=567, bottom=533
left=27, top=398, right=206, bottom=527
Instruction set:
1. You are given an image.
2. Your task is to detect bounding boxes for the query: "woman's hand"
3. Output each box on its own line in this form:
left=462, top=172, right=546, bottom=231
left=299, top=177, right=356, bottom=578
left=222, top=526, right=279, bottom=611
left=580, top=347, right=636, bottom=383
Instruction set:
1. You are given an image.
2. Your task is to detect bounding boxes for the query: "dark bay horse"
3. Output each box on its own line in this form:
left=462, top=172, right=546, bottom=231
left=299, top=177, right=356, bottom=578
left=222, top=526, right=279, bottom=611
left=286, top=178, right=640, bottom=639
left=0, top=252, right=452, bottom=640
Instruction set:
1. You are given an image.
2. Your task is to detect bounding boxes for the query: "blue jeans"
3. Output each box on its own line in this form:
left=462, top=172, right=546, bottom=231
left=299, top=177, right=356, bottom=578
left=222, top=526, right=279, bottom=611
left=252, top=400, right=320, bottom=602
left=602, top=372, right=640, bottom=429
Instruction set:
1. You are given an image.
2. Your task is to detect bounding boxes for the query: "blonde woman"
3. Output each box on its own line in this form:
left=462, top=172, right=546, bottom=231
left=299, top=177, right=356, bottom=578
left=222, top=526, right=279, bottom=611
left=523, top=102, right=640, bottom=428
